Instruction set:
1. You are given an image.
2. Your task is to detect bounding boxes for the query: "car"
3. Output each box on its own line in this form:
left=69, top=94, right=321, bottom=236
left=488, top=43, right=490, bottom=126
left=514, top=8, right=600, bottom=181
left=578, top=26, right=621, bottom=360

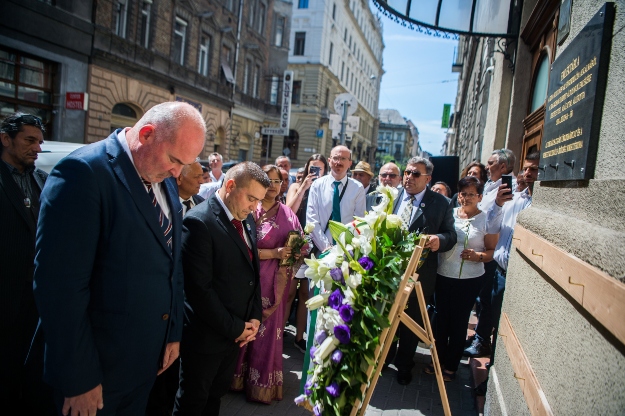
left=36, top=140, right=86, bottom=173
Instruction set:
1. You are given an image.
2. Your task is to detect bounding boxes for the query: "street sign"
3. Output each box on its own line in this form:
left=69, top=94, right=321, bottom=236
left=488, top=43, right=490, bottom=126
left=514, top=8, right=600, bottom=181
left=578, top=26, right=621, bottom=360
left=280, top=71, right=294, bottom=130
left=333, top=93, right=357, bottom=117
left=261, top=127, right=288, bottom=136
left=65, top=92, right=88, bottom=110
left=329, top=114, right=359, bottom=132
left=316, top=129, right=324, bottom=138
left=441, top=104, right=451, bottom=128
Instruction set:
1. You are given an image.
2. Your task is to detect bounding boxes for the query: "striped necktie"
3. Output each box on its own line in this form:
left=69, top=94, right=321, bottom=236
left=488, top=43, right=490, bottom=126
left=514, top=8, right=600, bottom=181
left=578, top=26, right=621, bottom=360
left=400, top=195, right=416, bottom=229
left=142, top=179, right=172, bottom=252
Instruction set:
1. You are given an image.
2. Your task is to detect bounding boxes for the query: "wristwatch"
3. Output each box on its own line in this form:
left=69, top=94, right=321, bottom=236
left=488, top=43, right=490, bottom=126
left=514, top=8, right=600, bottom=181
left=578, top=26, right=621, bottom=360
left=479, top=253, right=483, bottom=262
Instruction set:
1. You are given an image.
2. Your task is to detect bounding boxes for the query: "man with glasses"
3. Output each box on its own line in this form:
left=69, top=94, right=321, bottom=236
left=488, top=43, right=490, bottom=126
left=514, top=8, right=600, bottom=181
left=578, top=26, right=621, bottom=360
left=366, top=162, right=401, bottom=211
left=385, top=156, right=457, bottom=385
left=0, top=112, right=54, bottom=413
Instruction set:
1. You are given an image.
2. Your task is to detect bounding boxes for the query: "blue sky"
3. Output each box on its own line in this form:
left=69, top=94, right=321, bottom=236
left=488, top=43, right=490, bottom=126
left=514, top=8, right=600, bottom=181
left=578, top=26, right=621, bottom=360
left=374, top=7, right=460, bottom=155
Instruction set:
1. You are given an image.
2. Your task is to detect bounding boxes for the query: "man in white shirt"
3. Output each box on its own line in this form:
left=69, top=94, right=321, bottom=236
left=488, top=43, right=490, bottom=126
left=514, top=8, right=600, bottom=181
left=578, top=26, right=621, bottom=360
left=306, top=145, right=366, bottom=252
left=472, top=152, right=539, bottom=396
left=208, top=152, right=225, bottom=185
left=176, top=160, right=205, bottom=215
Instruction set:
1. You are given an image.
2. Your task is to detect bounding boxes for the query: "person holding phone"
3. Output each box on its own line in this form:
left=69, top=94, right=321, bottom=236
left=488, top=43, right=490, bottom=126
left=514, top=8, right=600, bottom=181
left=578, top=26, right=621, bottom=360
left=284, top=154, right=328, bottom=352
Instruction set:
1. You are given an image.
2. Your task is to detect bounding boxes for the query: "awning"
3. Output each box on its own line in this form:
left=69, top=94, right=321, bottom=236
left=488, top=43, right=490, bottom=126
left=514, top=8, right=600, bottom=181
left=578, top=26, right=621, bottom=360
left=221, top=62, right=235, bottom=83
left=372, top=0, right=518, bottom=38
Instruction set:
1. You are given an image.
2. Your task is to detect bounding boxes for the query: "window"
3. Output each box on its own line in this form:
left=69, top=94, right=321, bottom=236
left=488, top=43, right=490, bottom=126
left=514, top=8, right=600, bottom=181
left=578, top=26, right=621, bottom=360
left=298, top=0, right=308, bottom=9
left=274, top=17, right=285, bottom=47
left=294, top=32, right=305, bottom=56
left=283, top=130, right=299, bottom=160
left=269, top=76, right=279, bottom=105
left=253, top=65, right=260, bottom=98
left=344, top=29, right=348, bottom=42
left=225, top=0, right=234, bottom=12
left=222, top=45, right=232, bottom=66
left=111, top=103, right=141, bottom=132
left=324, top=87, right=330, bottom=108
left=341, top=61, right=344, bottom=81
left=198, top=35, right=210, bottom=76
left=332, top=3, right=336, bottom=20
left=328, top=42, right=333, bottom=66
left=530, top=54, right=550, bottom=113
left=292, top=81, right=301, bottom=104
left=140, top=1, right=151, bottom=48
left=0, top=47, right=55, bottom=133
left=249, top=0, right=256, bottom=27
left=257, top=3, right=265, bottom=34
left=349, top=35, right=352, bottom=48
left=173, top=17, right=187, bottom=65
left=114, top=0, right=128, bottom=38
left=243, top=60, right=250, bottom=94
left=238, top=149, right=248, bottom=161
left=346, top=67, right=349, bottom=87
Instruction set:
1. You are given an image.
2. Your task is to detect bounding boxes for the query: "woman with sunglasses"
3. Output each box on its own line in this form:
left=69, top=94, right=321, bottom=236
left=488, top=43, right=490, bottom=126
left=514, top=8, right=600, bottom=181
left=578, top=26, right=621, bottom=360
left=231, top=164, right=304, bottom=403
left=424, top=176, right=497, bottom=381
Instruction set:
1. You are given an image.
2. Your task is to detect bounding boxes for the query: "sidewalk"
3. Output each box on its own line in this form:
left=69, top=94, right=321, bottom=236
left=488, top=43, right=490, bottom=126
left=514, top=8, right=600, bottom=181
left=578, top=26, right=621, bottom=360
left=221, top=325, right=479, bottom=416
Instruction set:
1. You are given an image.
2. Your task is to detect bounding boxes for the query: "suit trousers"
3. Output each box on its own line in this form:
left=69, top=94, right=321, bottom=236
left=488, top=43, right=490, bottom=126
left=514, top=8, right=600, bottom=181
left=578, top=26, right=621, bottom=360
left=473, top=260, right=498, bottom=344
left=173, top=344, right=240, bottom=416
left=433, top=274, right=485, bottom=372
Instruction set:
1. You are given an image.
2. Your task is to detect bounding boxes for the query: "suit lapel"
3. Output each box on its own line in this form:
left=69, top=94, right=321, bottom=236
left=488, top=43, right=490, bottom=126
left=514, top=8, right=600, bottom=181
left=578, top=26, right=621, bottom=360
left=0, top=161, right=36, bottom=233
left=393, top=188, right=404, bottom=214
left=106, top=135, right=172, bottom=257
left=209, top=196, right=255, bottom=270
left=163, top=178, right=181, bottom=259
left=409, top=190, right=434, bottom=232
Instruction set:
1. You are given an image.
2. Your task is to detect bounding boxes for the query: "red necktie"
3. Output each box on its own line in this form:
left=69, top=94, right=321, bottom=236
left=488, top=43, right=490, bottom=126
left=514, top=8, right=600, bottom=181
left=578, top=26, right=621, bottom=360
left=231, top=219, right=252, bottom=260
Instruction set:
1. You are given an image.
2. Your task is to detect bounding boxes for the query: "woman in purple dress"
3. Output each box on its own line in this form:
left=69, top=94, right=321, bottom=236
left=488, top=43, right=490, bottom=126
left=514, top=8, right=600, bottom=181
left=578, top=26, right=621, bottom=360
left=231, top=165, right=304, bottom=403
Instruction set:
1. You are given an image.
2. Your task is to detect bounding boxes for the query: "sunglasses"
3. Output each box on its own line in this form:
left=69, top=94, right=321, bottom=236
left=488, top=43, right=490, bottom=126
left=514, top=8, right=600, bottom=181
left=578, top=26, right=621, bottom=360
left=1, top=114, right=45, bottom=134
left=404, top=169, right=428, bottom=178
left=380, top=173, right=398, bottom=178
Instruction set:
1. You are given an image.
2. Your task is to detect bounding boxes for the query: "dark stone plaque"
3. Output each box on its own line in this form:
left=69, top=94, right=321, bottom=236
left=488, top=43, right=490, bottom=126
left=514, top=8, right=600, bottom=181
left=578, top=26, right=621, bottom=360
left=538, top=3, right=614, bottom=181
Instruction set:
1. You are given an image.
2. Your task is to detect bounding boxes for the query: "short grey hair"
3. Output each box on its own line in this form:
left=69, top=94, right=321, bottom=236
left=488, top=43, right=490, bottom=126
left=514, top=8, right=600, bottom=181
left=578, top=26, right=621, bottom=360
left=406, top=156, right=434, bottom=175
left=492, top=149, right=516, bottom=173
left=275, top=155, right=291, bottom=164
left=209, top=152, right=223, bottom=162
left=224, top=161, right=270, bottom=188
left=137, top=102, right=206, bottom=142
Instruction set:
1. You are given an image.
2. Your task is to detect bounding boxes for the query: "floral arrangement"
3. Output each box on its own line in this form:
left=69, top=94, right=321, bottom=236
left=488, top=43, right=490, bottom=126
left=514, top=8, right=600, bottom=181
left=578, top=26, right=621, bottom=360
left=282, top=226, right=314, bottom=267
left=294, top=186, right=427, bottom=416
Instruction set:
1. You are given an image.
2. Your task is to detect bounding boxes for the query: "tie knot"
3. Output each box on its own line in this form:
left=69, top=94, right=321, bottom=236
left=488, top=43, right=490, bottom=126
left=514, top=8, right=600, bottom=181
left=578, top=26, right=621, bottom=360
left=334, top=181, right=341, bottom=186
left=142, top=178, right=152, bottom=190
left=408, top=195, right=416, bottom=202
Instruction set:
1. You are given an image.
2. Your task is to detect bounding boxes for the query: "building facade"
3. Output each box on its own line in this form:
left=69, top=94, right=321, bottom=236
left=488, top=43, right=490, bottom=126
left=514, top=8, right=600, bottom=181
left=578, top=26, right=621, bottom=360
left=0, top=0, right=93, bottom=143
left=285, top=0, right=384, bottom=167
left=376, top=109, right=413, bottom=168
left=445, top=0, right=625, bottom=414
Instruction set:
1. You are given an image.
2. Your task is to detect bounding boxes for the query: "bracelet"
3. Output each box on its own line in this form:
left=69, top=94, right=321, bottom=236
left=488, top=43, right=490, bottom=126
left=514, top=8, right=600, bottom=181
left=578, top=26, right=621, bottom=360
left=479, top=253, right=483, bottom=262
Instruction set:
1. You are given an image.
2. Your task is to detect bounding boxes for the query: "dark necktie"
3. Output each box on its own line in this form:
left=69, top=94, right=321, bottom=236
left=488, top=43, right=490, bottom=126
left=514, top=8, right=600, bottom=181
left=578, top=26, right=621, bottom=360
left=183, top=199, right=193, bottom=215
left=331, top=181, right=342, bottom=222
left=231, top=219, right=252, bottom=260
left=142, top=179, right=172, bottom=251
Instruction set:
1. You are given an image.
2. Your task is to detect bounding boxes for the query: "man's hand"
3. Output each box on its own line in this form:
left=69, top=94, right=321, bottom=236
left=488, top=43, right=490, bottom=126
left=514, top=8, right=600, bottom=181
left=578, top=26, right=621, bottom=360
left=424, top=235, right=441, bottom=252
left=239, top=319, right=261, bottom=347
left=236, top=322, right=255, bottom=344
left=62, top=384, right=103, bottom=416
left=157, top=342, right=180, bottom=375
left=495, top=184, right=513, bottom=207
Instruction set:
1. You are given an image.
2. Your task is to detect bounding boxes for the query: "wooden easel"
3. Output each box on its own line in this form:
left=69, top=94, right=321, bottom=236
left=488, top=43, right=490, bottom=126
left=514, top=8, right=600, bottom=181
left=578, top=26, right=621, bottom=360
left=349, top=236, right=451, bottom=416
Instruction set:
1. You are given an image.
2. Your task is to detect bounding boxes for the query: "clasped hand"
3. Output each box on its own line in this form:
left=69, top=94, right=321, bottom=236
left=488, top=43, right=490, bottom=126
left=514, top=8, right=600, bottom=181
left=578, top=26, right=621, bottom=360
left=236, top=319, right=260, bottom=347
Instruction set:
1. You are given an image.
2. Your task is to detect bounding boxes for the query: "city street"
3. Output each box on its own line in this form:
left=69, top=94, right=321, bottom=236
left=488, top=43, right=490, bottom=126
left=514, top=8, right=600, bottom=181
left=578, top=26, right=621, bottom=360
left=221, top=324, right=480, bottom=416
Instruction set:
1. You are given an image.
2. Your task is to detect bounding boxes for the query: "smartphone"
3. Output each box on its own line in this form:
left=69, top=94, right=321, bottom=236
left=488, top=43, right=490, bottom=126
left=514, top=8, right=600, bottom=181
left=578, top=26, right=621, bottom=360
left=501, top=175, right=512, bottom=193
left=310, top=166, right=321, bottom=179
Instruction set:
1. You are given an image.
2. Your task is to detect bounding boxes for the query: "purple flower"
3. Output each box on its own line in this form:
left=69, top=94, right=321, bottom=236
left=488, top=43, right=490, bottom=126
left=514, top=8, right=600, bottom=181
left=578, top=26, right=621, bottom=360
left=309, top=345, right=316, bottom=359
left=334, top=324, right=351, bottom=344
left=304, top=380, right=313, bottom=396
left=327, top=289, right=344, bottom=310
left=314, top=330, right=327, bottom=345
left=358, top=256, right=374, bottom=271
left=339, top=304, right=354, bottom=323
left=348, top=249, right=354, bottom=258
left=294, top=394, right=306, bottom=405
left=313, top=404, right=323, bottom=416
left=331, top=349, right=343, bottom=364
left=329, top=267, right=344, bottom=284
left=325, top=381, right=340, bottom=398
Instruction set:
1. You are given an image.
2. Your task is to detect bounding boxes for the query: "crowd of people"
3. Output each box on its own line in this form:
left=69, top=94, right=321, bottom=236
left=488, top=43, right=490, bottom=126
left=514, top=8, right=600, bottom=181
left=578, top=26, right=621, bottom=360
left=1, top=106, right=540, bottom=415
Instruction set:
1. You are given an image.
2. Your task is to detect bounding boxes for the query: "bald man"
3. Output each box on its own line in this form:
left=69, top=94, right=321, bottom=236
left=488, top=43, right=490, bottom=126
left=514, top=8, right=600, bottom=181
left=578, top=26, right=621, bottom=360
left=366, top=162, right=402, bottom=211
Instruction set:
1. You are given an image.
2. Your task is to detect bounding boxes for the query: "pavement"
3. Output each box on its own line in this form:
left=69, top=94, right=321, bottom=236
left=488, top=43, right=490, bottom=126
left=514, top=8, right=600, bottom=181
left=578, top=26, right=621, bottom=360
left=221, top=324, right=483, bottom=416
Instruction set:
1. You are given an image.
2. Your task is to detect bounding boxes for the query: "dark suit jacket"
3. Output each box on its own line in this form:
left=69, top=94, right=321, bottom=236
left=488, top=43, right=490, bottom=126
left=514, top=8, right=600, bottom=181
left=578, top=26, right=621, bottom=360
left=191, top=194, right=205, bottom=206
left=0, top=161, right=47, bottom=328
left=393, top=188, right=456, bottom=297
left=34, top=131, right=184, bottom=398
left=180, top=194, right=262, bottom=354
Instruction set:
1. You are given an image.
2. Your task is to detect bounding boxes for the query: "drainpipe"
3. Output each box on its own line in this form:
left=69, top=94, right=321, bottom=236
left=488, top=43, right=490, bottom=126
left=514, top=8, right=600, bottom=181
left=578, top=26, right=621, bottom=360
left=229, top=0, right=245, bottom=157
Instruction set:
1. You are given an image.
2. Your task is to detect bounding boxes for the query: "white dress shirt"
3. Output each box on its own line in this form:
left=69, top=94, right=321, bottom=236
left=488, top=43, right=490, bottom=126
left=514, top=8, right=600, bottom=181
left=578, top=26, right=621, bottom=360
left=306, top=173, right=366, bottom=251
left=493, top=188, right=532, bottom=271
left=394, top=188, right=427, bottom=224
left=438, top=210, right=490, bottom=279
left=117, top=129, right=171, bottom=222
left=198, top=181, right=221, bottom=200
left=215, top=192, right=252, bottom=248
left=180, top=196, right=196, bottom=215
left=210, top=170, right=225, bottom=185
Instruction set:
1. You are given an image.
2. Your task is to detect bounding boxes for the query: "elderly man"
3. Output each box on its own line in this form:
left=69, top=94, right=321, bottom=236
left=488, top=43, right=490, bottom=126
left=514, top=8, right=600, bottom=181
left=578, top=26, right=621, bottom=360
left=366, top=162, right=401, bottom=211
left=173, top=162, right=268, bottom=415
left=34, top=102, right=206, bottom=415
left=350, top=161, right=374, bottom=194
left=275, top=155, right=295, bottom=186
left=176, top=160, right=205, bottom=215
left=0, top=113, right=54, bottom=413
left=386, top=157, right=457, bottom=385
left=208, top=152, right=225, bottom=185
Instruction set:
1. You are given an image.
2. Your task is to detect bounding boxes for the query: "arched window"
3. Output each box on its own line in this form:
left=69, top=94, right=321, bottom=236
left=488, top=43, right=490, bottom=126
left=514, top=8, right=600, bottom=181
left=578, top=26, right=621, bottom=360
left=529, top=54, right=550, bottom=114
left=110, top=103, right=141, bottom=132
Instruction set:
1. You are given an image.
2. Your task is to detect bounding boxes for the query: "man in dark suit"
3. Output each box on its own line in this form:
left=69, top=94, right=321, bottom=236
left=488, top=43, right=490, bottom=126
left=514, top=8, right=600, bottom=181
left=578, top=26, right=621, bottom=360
left=0, top=112, right=54, bottom=413
left=176, top=160, right=205, bottom=215
left=366, top=162, right=401, bottom=211
left=386, top=157, right=456, bottom=385
left=173, top=162, right=269, bottom=415
left=34, top=102, right=206, bottom=415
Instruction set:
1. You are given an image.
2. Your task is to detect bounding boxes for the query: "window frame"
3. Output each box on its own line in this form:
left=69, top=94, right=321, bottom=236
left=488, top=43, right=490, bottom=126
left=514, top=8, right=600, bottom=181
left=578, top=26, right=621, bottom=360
left=173, top=17, right=188, bottom=66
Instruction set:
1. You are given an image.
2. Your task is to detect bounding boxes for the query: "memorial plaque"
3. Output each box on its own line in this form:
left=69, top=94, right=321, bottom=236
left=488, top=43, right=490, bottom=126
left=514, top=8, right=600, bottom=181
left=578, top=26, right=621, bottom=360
left=538, top=3, right=614, bottom=181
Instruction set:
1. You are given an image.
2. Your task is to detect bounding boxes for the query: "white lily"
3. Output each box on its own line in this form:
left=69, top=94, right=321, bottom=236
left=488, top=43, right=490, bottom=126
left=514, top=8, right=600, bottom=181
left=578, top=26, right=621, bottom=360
left=315, top=335, right=339, bottom=362
left=304, top=255, right=331, bottom=285
left=346, top=272, right=362, bottom=289
left=306, top=293, right=330, bottom=310
left=386, top=214, right=403, bottom=229
left=322, top=307, right=344, bottom=333
left=304, top=222, right=315, bottom=234
left=343, top=285, right=356, bottom=305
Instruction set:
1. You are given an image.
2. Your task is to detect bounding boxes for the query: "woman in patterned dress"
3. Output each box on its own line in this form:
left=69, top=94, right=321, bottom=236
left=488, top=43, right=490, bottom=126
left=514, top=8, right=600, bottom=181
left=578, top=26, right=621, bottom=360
left=231, top=164, right=304, bottom=403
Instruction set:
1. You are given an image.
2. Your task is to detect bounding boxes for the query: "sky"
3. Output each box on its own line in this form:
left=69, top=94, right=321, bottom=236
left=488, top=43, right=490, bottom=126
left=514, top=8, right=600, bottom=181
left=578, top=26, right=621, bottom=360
left=373, top=4, right=460, bottom=155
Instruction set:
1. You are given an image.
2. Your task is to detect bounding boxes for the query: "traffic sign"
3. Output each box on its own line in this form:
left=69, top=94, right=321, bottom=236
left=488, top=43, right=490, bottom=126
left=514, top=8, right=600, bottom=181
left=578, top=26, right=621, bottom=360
left=333, top=93, right=357, bottom=117
left=261, top=127, right=288, bottom=136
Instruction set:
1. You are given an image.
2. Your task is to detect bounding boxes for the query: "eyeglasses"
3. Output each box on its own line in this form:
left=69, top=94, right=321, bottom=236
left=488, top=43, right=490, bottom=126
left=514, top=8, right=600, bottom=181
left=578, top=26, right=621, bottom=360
left=268, top=179, right=283, bottom=185
left=404, top=169, right=428, bottom=178
left=380, top=173, right=398, bottom=178
left=459, top=192, right=479, bottom=198
left=330, top=156, right=350, bottom=163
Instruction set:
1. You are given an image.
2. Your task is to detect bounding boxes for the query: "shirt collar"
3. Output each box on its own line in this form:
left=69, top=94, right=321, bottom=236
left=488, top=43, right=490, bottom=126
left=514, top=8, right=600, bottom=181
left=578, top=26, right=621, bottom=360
left=2, top=159, right=34, bottom=176
left=215, top=191, right=234, bottom=221
left=330, top=172, right=348, bottom=186
left=404, top=187, right=426, bottom=203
